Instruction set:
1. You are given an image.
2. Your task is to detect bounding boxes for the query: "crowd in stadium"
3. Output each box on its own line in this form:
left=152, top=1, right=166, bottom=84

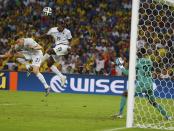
left=0, top=0, right=173, bottom=79
left=0, top=0, right=131, bottom=76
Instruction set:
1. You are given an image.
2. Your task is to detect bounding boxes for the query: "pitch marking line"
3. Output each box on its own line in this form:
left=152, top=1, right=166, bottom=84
left=102, top=127, right=127, bottom=131
left=0, top=103, right=17, bottom=106
left=139, top=121, right=174, bottom=130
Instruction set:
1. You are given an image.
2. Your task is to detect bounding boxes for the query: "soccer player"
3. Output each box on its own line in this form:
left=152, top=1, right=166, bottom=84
left=40, top=19, right=72, bottom=86
left=1, top=37, right=50, bottom=96
left=112, top=48, right=172, bottom=120
left=112, top=57, right=127, bottom=118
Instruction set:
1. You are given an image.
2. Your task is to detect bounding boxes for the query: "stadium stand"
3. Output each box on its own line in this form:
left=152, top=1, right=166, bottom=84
left=0, top=0, right=132, bottom=75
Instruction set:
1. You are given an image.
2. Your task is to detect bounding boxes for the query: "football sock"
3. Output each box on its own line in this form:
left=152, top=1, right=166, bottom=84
left=50, top=65, right=63, bottom=78
left=149, top=96, right=168, bottom=118
left=154, top=103, right=168, bottom=118
left=36, top=73, right=49, bottom=89
left=119, top=96, right=127, bottom=115
left=26, top=64, right=31, bottom=70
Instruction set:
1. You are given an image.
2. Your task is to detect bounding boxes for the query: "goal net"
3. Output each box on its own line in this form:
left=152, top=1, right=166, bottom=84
left=127, top=0, right=174, bottom=130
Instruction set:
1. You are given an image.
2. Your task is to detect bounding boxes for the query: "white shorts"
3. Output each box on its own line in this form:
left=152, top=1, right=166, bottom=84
left=21, top=50, right=43, bottom=67
left=53, top=44, right=70, bottom=56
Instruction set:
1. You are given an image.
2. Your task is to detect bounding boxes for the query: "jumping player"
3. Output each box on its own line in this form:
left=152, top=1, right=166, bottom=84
left=40, top=19, right=72, bottom=87
left=1, top=37, right=50, bottom=96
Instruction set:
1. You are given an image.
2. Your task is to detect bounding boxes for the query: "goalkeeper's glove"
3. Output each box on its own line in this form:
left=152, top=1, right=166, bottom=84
left=115, top=57, right=125, bottom=70
left=119, top=64, right=125, bottom=70
left=115, top=57, right=124, bottom=65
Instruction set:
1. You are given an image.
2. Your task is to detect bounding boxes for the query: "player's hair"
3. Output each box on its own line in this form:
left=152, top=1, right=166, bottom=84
left=58, top=18, right=65, bottom=27
left=58, top=18, right=64, bottom=24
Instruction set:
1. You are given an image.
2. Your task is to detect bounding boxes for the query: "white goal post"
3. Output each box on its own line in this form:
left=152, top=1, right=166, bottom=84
left=126, top=0, right=140, bottom=128
left=127, top=0, right=174, bottom=130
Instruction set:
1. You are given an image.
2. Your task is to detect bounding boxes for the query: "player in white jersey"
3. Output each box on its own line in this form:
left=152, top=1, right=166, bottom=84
left=41, top=19, right=72, bottom=86
left=1, top=37, right=50, bottom=96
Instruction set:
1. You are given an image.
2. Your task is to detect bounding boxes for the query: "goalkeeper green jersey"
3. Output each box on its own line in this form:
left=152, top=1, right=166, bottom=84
left=136, top=58, right=153, bottom=91
left=121, top=58, right=153, bottom=92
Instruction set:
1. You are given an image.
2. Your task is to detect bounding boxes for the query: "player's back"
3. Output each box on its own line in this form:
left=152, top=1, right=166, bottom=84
left=23, top=38, right=38, bottom=47
left=136, top=58, right=153, bottom=89
left=21, top=38, right=42, bottom=55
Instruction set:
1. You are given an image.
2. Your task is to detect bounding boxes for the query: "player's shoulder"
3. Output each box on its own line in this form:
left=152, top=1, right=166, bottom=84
left=24, top=37, right=34, bottom=40
left=24, top=38, right=35, bottom=42
left=48, top=27, right=58, bottom=32
left=64, top=28, right=71, bottom=33
left=47, top=27, right=58, bottom=35
left=137, top=58, right=152, bottom=65
left=50, top=27, right=58, bottom=30
left=140, top=58, right=152, bottom=62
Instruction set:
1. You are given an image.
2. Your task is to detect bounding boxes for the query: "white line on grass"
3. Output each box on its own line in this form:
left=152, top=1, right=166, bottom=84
left=102, top=127, right=128, bottom=131
left=102, top=120, right=174, bottom=131
left=137, top=121, right=174, bottom=131
left=0, top=103, right=17, bottom=106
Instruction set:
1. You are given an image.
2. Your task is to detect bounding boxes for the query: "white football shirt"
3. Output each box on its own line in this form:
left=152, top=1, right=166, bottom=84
left=47, top=27, right=72, bottom=45
left=23, top=38, right=38, bottom=47
left=15, top=38, right=41, bottom=54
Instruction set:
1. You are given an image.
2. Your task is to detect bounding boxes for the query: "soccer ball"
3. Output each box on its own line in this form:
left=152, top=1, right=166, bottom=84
left=43, top=7, right=52, bottom=16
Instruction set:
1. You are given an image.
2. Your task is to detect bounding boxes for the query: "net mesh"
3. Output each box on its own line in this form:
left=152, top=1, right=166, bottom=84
left=134, top=0, right=174, bottom=130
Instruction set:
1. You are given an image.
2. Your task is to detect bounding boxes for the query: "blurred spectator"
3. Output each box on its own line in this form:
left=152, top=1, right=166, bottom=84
left=95, top=54, right=105, bottom=75
left=1, top=0, right=173, bottom=78
left=0, top=0, right=132, bottom=76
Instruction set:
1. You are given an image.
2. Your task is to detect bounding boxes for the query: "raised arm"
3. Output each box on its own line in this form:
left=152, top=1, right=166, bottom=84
left=115, top=57, right=129, bottom=76
left=0, top=45, right=16, bottom=58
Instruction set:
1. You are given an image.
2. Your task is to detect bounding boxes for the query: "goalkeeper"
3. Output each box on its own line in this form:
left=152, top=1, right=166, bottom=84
left=112, top=48, right=171, bottom=120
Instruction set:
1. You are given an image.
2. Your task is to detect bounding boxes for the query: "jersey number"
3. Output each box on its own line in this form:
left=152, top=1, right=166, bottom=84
left=57, top=36, right=60, bottom=41
left=35, top=58, right=40, bottom=63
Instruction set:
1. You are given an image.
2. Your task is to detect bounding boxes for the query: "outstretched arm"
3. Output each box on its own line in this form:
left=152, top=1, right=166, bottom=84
left=27, top=44, right=42, bottom=50
left=119, top=65, right=129, bottom=75
left=0, top=45, right=16, bottom=58
left=116, top=57, right=129, bottom=76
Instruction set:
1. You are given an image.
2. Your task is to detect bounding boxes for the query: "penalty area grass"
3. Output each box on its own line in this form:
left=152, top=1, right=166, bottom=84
left=0, top=91, right=173, bottom=131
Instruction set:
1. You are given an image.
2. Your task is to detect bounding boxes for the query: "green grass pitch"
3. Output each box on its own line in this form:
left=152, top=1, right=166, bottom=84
left=0, top=90, right=173, bottom=131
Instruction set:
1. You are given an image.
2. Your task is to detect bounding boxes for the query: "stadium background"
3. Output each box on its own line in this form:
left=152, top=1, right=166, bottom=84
left=0, top=1, right=132, bottom=131
left=0, top=0, right=173, bottom=79
left=0, top=0, right=174, bottom=131
left=0, top=0, right=131, bottom=76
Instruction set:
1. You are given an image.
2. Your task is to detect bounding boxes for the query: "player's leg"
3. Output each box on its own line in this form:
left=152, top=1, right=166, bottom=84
left=118, top=91, right=128, bottom=117
left=16, top=52, right=32, bottom=76
left=16, top=57, right=31, bottom=69
left=32, top=54, right=50, bottom=96
left=41, top=53, right=51, bottom=64
left=41, top=48, right=64, bottom=79
left=47, top=55, right=66, bottom=86
left=41, top=44, right=70, bottom=64
left=112, top=91, right=127, bottom=118
left=145, top=89, right=171, bottom=120
left=41, top=47, right=55, bottom=64
left=32, top=66, right=50, bottom=96
left=46, top=46, right=68, bottom=86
